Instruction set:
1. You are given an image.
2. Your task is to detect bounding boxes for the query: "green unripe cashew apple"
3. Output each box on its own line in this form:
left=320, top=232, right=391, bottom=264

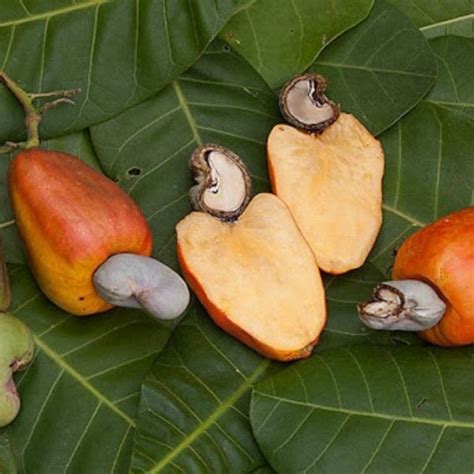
left=0, top=314, right=34, bottom=427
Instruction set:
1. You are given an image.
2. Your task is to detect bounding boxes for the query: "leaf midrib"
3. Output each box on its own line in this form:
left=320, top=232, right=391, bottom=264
left=146, top=359, right=271, bottom=473
left=419, top=12, right=474, bottom=32
left=314, top=61, right=434, bottom=78
left=254, top=391, right=474, bottom=429
left=0, top=0, right=113, bottom=28
left=33, top=336, right=136, bottom=427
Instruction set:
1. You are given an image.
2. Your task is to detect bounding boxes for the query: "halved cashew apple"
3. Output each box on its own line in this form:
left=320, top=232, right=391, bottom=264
left=269, top=74, right=384, bottom=275
left=268, top=112, right=384, bottom=274
left=176, top=144, right=326, bottom=361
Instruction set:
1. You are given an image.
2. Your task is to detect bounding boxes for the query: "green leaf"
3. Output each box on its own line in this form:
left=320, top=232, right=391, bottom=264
left=310, top=0, right=438, bottom=135
left=425, top=36, right=474, bottom=117
left=388, top=0, right=474, bottom=39
left=131, top=304, right=276, bottom=473
left=281, top=37, right=473, bottom=350
left=318, top=266, right=419, bottom=352
left=0, top=428, right=16, bottom=474
left=370, top=35, right=474, bottom=276
left=7, top=265, right=170, bottom=473
left=220, top=0, right=374, bottom=89
left=90, top=40, right=279, bottom=272
left=0, top=132, right=173, bottom=472
left=88, top=38, right=437, bottom=474
left=0, top=0, right=250, bottom=142
left=251, top=345, right=474, bottom=473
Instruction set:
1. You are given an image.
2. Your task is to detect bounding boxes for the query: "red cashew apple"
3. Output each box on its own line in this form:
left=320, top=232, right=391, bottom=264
left=359, top=207, right=474, bottom=346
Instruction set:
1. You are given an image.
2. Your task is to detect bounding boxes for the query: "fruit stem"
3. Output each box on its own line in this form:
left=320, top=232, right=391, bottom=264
left=0, top=235, right=11, bottom=313
left=0, top=69, right=41, bottom=149
left=0, top=68, right=80, bottom=152
left=358, top=279, right=446, bottom=332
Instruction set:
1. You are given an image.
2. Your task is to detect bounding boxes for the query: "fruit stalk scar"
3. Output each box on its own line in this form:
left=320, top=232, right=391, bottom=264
left=358, top=280, right=446, bottom=331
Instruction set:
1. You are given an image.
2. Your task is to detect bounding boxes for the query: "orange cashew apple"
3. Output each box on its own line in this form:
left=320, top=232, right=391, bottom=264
left=358, top=207, right=474, bottom=346
left=1, top=69, right=189, bottom=320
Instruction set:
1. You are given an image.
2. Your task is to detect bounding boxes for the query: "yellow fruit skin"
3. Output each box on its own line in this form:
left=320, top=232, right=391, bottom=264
left=9, top=148, right=153, bottom=316
left=268, top=114, right=384, bottom=274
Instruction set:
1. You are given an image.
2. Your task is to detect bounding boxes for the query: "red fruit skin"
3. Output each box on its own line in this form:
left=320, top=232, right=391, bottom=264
left=392, top=207, right=474, bottom=346
left=8, top=148, right=153, bottom=316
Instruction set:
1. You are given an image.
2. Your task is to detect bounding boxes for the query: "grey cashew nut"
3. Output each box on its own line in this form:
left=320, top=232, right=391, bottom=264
left=0, top=314, right=34, bottom=427
left=93, top=253, right=190, bottom=321
left=358, top=279, right=446, bottom=332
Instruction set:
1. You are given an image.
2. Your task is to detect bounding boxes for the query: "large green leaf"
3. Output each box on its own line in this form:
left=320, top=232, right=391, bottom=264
left=388, top=0, right=474, bottom=38
left=425, top=36, right=474, bottom=117
left=0, top=131, right=173, bottom=472
left=7, top=265, right=170, bottom=473
left=250, top=44, right=474, bottom=464
left=251, top=345, right=474, bottom=473
left=310, top=0, right=438, bottom=135
left=89, top=40, right=407, bottom=474
left=220, top=0, right=374, bottom=89
left=374, top=36, right=474, bottom=258
left=90, top=40, right=279, bottom=272
left=0, top=0, right=252, bottom=143
left=1, top=15, right=470, bottom=474
left=0, top=428, right=16, bottom=473
left=131, top=304, right=276, bottom=473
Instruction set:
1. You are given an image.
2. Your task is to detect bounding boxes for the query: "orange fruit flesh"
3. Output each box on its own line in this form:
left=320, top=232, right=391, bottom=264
left=268, top=113, right=384, bottom=274
left=176, top=193, right=326, bottom=360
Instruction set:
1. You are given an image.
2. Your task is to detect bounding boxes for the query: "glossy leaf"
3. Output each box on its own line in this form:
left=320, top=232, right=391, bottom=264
left=371, top=35, right=474, bottom=275
left=131, top=304, right=276, bottom=473
left=91, top=40, right=280, bottom=272
left=251, top=345, right=474, bottom=473
left=425, top=36, right=474, bottom=117
left=7, top=264, right=170, bottom=473
left=0, top=133, right=172, bottom=472
left=0, top=0, right=252, bottom=142
left=220, top=0, right=374, bottom=89
left=388, top=0, right=474, bottom=38
left=310, top=0, right=438, bottom=135
left=0, top=428, right=16, bottom=474
left=89, top=39, right=426, bottom=474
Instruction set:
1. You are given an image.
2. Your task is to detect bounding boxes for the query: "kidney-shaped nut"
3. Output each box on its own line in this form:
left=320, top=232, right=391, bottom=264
left=358, top=280, right=447, bottom=332
left=93, top=253, right=190, bottom=321
left=279, top=74, right=340, bottom=133
left=189, top=144, right=252, bottom=222
left=0, top=314, right=34, bottom=427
